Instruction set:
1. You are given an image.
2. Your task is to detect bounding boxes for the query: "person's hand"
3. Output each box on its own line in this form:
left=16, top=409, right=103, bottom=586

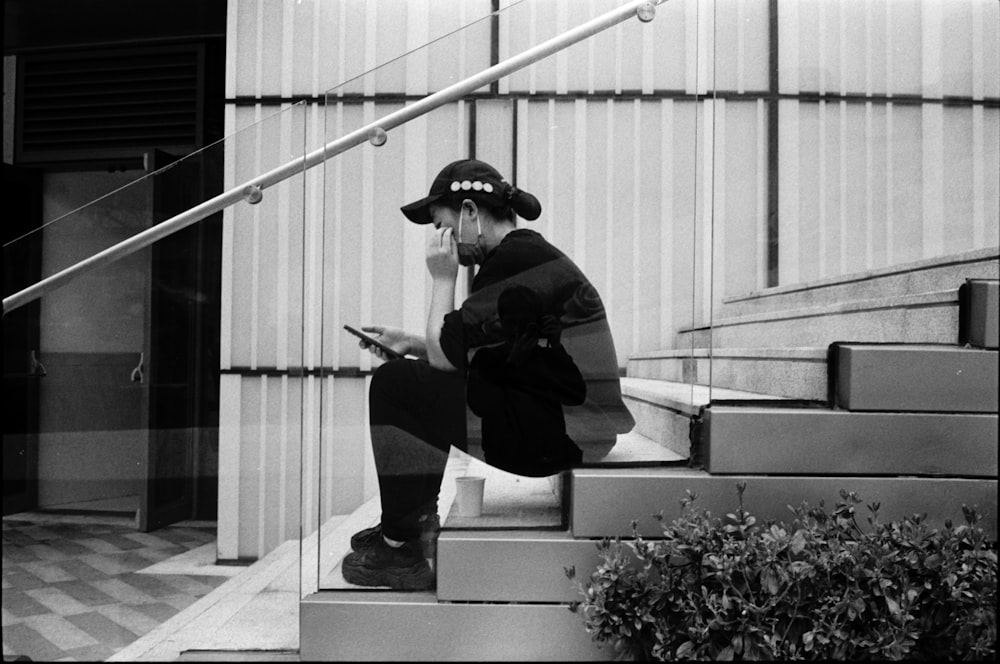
left=360, top=325, right=407, bottom=360
left=426, top=226, right=459, bottom=281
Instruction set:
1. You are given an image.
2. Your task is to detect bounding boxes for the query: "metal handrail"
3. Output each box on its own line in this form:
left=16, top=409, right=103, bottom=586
left=3, top=0, right=663, bottom=315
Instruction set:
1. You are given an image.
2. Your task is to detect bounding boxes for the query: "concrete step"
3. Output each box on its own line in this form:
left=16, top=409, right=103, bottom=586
left=959, top=278, right=999, bottom=349
left=717, top=247, right=998, bottom=320
left=300, top=590, right=609, bottom=661
left=319, top=430, right=682, bottom=590
left=620, top=377, right=791, bottom=458
left=436, top=529, right=597, bottom=603
left=698, top=405, right=998, bottom=476
left=443, top=430, right=684, bottom=531
left=569, top=467, right=997, bottom=540
left=678, top=288, right=962, bottom=349
left=627, top=347, right=829, bottom=400
left=832, top=343, right=999, bottom=412
left=442, top=457, right=564, bottom=531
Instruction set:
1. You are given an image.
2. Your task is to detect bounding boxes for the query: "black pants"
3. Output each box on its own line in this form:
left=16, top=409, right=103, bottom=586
left=369, top=359, right=467, bottom=542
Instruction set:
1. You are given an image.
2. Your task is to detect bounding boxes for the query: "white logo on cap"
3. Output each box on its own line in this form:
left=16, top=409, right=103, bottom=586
left=449, top=180, right=495, bottom=194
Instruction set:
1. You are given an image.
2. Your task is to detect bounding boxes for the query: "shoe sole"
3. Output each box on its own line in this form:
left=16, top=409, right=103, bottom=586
left=342, top=560, right=435, bottom=591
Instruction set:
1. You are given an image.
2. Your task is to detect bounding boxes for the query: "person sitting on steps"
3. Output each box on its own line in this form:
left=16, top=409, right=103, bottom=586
left=342, top=158, right=633, bottom=590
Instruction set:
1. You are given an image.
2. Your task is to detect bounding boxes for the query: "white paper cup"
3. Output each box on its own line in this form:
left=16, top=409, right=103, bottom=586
left=454, top=476, right=486, bottom=517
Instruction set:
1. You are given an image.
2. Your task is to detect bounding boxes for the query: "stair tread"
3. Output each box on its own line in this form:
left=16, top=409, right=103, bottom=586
left=835, top=342, right=996, bottom=352
left=587, top=429, right=685, bottom=464
left=630, top=346, right=827, bottom=360
left=305, top=590, right=438, bottom=603
left=621, top=376, right=789, bottom=413
left=443, top=456, right=563, bottom=530
left=678, top=287, right=958, bottom=334
left=440, top=528, right=573, bottom=541
left=679, top=288, right=958, bottom=332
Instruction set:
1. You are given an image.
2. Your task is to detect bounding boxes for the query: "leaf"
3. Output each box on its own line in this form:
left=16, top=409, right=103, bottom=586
left=718, top=645, right=735, bottom=661
left=762, top=567, right=781, bottom=595
left=790, top=531, right=807, bottom=555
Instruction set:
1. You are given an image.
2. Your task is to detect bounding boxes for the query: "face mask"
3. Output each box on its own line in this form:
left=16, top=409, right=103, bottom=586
left=455, top=206, right=485, bottom=266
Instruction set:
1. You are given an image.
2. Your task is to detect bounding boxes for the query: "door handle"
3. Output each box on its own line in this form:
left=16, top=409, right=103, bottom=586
left=131, top=352, right=144, bottom=383
left=30, top=350, right=46, bottom=376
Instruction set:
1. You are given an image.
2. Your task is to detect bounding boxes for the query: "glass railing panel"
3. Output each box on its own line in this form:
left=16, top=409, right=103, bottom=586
left=2, top=100, right=309, bottom=651
left=310, top=0, right=705, bottom=592
left=705, top=0, right=1000, bottom=404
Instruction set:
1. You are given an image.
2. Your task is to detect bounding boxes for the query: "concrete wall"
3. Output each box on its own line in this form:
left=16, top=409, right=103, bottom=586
left=219, top=0, right=1000, bottom=560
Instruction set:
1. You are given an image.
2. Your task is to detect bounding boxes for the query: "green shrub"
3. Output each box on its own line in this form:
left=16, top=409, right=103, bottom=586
left=567, top=484, right=996, bottom=661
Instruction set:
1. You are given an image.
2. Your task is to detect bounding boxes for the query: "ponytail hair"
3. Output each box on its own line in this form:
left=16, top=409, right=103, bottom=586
left=502, top=182, right=542, bottom=221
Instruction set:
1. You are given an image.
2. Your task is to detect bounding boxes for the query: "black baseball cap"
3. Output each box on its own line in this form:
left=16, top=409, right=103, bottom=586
left=400, top=159, right=541, bottom=224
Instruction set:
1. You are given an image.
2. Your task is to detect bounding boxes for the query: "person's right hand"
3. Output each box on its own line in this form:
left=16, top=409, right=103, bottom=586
left=426, top=226, right=459, bottom=281
left=360, top=325, right=407, bottom=360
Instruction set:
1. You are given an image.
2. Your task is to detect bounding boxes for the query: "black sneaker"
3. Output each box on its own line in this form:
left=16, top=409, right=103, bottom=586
left=341, top=538, right=434, bottom=590
left=349, top=524, right=384, bottom=552
left=350, top=514, right=440, bottom=559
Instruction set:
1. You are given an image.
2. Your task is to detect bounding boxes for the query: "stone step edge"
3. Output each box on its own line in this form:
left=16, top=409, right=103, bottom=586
left=622, top=377, right=791, bottom=415
left=629, top=346, right=828, bottom=361
left=721, top=247, right=997, bottom=306
left=678, top=288, right=956, bottom=333
left=631, top=343, right=999, bottom=362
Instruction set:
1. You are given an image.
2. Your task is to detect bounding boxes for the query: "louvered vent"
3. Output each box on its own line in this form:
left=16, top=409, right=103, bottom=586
left=16, top=45, right=203, bottom=167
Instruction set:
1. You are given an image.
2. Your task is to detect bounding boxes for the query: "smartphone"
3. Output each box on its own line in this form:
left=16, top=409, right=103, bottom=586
left=344, top=325, right=405, bottom=361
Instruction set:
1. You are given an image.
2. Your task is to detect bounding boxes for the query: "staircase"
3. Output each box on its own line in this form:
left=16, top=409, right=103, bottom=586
left=300, top=259, right=998, bottom=661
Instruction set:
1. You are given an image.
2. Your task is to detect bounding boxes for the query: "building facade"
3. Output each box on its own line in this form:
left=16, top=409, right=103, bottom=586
left=4, top=0, right=998, bottom=567
left=217, top=0, right=999, bottom=562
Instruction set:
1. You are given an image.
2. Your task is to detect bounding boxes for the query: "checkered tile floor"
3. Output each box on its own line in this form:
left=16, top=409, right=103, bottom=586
left=2, top=516, right=228, bottom=662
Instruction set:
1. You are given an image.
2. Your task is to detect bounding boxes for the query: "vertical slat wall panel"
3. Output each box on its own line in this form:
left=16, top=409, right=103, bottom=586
left=304, top=109, right=324, bottom=371
left=220, top=101, right=313, bottom=560
left=710, top=100, right=726, bottom=324
left=769, top=0, right=1000, bottom=300
left=721, top=102, right=765, bottom=301
left=515, top=99, right=704, bottom=358
left=778, top=99, right=800, bottom=285
left=216, top=374, right=241, bottom=561
left=237, top=375, right=261, bottom=556
left=776, top=99, right=998, bottom=294
left=475, top=100, right=514, bottom=179
left=503, top=0, right=769, bottom=95
left=320, top=103, right=467, bottom=372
